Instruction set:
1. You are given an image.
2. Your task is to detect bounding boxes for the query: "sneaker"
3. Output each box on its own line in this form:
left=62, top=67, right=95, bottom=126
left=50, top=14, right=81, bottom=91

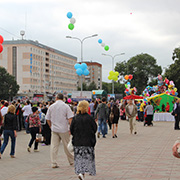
left=27, top=147, right=31, bottom=152
left=78, top=173, right=84, bottom=180
left=134, top=132, right=137, bottom=135
left=112, top=136, right=115, bottom=138
left=115, top=134, right=117, bottom=138
left=102, top=135, right=106, bottom=138
left=34, top=149, right=39, bottom=152
left=52, top=165, right=59, bottom=168
left=10, top=155, right=15, bottom=158
left=97, top=132, right=100, bottom=138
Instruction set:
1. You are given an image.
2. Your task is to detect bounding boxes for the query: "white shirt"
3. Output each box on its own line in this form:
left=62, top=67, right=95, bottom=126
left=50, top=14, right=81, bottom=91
left=22, top=104, right=32, bottom=116
left=1, top=107, right=8, bottom=116
left=45, top=100, right=74, bottom=133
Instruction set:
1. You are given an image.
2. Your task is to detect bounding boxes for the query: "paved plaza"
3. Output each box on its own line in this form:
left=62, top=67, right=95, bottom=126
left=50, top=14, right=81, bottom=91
left=1, top=120, right=180, bottom=180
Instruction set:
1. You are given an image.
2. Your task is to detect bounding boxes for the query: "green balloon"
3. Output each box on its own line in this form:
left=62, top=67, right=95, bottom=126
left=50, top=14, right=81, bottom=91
left=104, top=45, right=109, bottom=51
left=68, top=23, right=74, bottom=30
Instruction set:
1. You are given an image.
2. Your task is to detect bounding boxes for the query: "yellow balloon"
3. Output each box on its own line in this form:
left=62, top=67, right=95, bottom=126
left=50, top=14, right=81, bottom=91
left=174, top=88, right=177, bottom=92
left=109, top=71, right=114, bottom=76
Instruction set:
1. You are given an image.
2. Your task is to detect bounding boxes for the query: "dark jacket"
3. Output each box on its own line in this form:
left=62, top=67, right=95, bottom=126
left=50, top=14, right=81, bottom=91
left=70, top=113, right=97, bottom=147
left=4, top=113, right=17, bottom=130
left=95, top=103, right=109, bottom=119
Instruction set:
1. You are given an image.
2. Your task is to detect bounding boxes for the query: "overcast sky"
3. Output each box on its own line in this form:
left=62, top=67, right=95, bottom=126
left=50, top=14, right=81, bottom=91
left=0, top=0, right=180, bottom=82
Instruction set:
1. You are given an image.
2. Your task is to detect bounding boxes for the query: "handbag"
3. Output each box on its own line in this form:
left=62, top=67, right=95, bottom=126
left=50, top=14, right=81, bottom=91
left=171, top=110, right=175, bottom=116
left=36, top=133, right=43, bottom=142
left=67, top=136, right=73, bottom=153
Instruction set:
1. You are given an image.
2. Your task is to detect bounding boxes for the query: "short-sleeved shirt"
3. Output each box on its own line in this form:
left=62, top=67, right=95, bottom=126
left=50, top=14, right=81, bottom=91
left=45, top=100, right=74, bottom=133
left=22, top=104, right=32, bottom=116
left=140, top=103, right=144, bottom=112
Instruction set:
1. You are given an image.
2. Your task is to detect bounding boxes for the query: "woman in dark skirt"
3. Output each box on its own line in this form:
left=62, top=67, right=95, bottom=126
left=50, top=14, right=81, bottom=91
left=111, top=103, right=120, bottom=138
left=70, top=100, right=97, bottom=180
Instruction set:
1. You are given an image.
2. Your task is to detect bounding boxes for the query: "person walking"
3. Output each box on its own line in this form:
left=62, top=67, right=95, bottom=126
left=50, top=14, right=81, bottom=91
left=15, top=100, right=22, bottom=131
left=144, top=101, right=154, bottom=126
left=107, top=103, right=112, bottom=130
left=139, top=100, right=144, bottom=122
left=125, top=99, right=138, bottom=134
left=89, top=100, right=95, bottom=118
left=27, top=107, right=41, bottom=152
left=173, top=99, right=180, bottom=130
left=0, top=105, right=17, bottom=158
left=70, top=100, right=97, bottom=180
left=46, top=93, right=74, bottom=168
left=22, top=100, right=32, bottom=133
left=111, top=103, right=120, bottom=138
left=95, top=97, right=109, bottom=138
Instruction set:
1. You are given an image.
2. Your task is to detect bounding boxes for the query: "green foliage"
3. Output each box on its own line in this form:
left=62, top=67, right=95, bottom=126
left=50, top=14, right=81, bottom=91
left=0, top=67, right=19, bottom=100
left=115, top=53, right=162, bottom=94
left=165, top=47, right=180, bottom=94
left=102, top=81, right=124, bottom=94
left=87, top=81, right=97, bottom=91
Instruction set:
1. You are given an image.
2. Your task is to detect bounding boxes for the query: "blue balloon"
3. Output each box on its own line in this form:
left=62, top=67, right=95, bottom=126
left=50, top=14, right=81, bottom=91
left=98, top=39, right=102, bottom=44
left=74, top=63, right=81, bottom=70
left=76, top=68, right=83, bottom=76
left=81, top=63, right=87, bottom=70
left=67, top=12, right=73, bottom=19
left=127, top=82, right=131, bottom=85
left=83, top=69, right=89, bottom=76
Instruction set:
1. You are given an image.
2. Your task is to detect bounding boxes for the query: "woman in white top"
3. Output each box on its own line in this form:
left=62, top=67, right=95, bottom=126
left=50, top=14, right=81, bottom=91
left=144, top=101, right=154, bottom=126
left=22, top=100, right=32, bottom=133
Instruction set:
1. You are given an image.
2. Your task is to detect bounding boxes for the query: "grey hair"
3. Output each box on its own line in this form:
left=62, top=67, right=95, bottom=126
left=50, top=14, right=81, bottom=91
left=56, top=93, right=64, bottom=100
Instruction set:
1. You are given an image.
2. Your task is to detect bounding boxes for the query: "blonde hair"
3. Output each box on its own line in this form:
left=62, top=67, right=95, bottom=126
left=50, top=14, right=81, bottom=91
left=76, top=100, right=89, bottom=114
left=7, top=105, right=16, bottom=114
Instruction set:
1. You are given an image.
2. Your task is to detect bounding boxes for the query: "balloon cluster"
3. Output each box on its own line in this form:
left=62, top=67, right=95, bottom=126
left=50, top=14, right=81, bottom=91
left=124, top=74, right=137, bottom=95
left=142, top=75, right=178, bottom=97
left=67, top=12, right=76, bottom=30
left=108, top=71, right=119, bottom=81
left=124, top=74, right=133, bottom=80
left=98, top=39, right=109, bottom=51
left=0, top=35, right=4, bottom=53
left=74, top=63, right=89, bottom=76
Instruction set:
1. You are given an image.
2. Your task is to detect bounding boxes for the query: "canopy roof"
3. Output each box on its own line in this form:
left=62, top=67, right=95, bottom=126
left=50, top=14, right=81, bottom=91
left=92, top=90, right=107, bottom=95
left=123, top=94, right=144, bottom=100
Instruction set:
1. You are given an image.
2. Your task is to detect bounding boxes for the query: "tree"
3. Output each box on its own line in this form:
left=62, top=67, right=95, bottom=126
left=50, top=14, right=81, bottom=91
left=165, top=47, right=180, bottom=94
left=0, top=67, right=19, bottom=100
left=102, top=81, right=125, bottom=95
left=77, top=82, right=87, bottom=91
left=102, top=82, right=111, bottom=93
left=115, top=53, right=162, bottom=94
left=87, top=81, right=97, bottom=91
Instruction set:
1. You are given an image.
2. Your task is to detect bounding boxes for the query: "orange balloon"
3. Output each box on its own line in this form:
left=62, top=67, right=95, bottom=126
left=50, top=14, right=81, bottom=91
left=124, top=75, right=129, bottom=80
left=93, top=91, right=95, bottom=95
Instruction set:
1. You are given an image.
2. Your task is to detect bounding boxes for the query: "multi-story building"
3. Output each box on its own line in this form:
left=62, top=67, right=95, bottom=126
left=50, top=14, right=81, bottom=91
left=0, top=39, right=77, bottom=96
left=78, top=61, right=102, bottom=90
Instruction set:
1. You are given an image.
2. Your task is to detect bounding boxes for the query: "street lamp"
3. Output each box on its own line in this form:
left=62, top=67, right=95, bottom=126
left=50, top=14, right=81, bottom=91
left=102, top=53, right=125, bottom=94
left=66, top=34, right=98, bottom=93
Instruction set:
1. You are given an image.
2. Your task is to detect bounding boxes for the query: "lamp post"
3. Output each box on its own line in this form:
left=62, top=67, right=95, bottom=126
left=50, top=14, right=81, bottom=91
left=102, top=53, right=125, bottom=94
left=66, top=34, right=98, bottom=93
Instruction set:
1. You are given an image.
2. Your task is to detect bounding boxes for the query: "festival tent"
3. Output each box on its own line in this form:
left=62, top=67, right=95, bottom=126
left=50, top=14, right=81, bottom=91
left=123, top=94, right=144, bottom=100
left=148, top=93, right=179, bottom=112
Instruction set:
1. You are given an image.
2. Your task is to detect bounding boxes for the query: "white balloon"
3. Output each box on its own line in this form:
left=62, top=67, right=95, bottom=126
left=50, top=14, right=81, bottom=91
left=101, top=43, right=105, bottom=47
left=70, top=17, right=76, bottom=24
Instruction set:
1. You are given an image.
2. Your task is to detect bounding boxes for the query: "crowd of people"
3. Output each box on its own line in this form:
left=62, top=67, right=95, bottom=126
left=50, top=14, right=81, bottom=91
left=0, top=95, right=179, bottom=179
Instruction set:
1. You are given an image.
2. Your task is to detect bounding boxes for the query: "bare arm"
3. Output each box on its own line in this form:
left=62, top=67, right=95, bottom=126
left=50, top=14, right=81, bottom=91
left=68, top=117, right=73, bottom=125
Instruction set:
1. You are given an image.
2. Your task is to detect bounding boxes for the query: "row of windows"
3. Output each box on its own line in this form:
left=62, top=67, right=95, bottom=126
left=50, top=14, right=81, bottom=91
left=30, top=85, right=76, bottom=92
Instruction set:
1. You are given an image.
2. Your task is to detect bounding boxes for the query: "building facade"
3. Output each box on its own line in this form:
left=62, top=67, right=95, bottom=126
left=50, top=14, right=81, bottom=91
left=78, top=61, right=102, bottom=90
left=0, top=40, right=78, bottom=96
